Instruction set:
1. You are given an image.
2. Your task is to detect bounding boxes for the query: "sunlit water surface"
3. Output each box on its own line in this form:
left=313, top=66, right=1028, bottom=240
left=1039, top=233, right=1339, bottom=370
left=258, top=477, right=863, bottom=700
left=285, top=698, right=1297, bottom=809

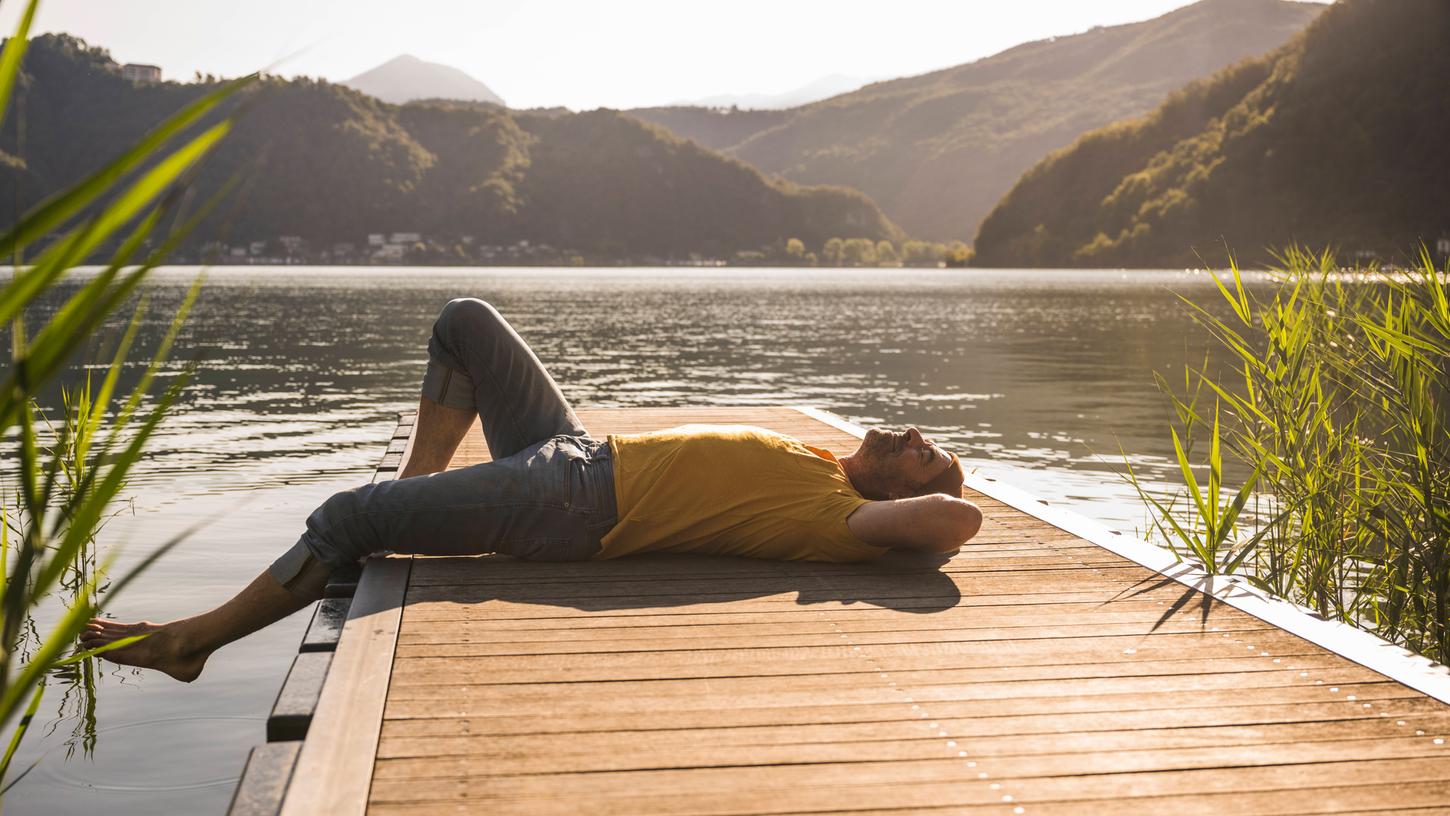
left=4, top=265, right=1253, bottom=813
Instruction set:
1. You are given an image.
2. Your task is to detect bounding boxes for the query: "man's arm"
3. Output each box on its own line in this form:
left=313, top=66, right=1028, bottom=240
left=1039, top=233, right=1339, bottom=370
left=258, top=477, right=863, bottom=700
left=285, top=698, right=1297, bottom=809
left=846, top=495, right=983, bottom=554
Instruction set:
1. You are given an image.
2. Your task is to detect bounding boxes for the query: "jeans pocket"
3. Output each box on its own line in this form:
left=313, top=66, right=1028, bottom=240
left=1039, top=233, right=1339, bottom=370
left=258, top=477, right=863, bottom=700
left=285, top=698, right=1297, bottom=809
left=557, top=439, right=602, bottom=514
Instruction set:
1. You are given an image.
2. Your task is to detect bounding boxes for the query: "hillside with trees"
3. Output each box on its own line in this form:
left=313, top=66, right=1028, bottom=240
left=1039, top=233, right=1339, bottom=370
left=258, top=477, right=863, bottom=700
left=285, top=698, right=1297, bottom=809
left=972, top=0, right=1450, bottom=269
left=629, top=0, right=1320, bottom=241
left=0, top=34, right=900, bottom=262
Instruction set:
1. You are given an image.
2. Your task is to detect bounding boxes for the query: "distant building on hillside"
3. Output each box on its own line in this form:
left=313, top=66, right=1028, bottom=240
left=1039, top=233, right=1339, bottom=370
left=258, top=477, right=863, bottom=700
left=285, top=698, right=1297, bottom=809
left=121, top=63, right=161, bottom=83
left=1437, top=235, right=1450, bottom=260
left=374, top=244, right=406, bottom=262
left=389, top=232, right=421, bottom=244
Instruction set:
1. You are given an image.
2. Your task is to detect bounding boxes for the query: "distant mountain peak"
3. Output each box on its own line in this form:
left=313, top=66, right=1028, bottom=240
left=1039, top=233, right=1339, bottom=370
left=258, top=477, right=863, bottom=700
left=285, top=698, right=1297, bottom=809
left=343, top=54, right=504, bottom=107
left=377, top=54, right=425, bottom=68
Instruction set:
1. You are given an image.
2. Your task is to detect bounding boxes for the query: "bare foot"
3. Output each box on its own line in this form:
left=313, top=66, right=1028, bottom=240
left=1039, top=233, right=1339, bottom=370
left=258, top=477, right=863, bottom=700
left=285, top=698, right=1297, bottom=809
left=80, top=619, right=209, bottom=683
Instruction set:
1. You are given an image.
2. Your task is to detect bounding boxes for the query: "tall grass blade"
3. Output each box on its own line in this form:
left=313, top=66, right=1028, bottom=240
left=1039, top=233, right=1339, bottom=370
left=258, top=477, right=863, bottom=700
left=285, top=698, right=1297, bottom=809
left=0, top=0, right=37, bottom=133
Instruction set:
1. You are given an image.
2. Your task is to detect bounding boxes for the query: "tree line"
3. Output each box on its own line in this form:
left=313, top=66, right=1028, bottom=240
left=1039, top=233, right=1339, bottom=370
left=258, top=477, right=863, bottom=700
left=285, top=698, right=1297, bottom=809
left=0, top=34, right=904, bottom=262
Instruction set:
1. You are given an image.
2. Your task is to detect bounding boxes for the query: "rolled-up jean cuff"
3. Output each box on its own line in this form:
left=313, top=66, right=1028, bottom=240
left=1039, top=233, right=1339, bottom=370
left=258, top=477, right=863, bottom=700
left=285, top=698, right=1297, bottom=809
left=267, top=537, right=351, bottom=585
left=420, top=359, right=475, bottom=410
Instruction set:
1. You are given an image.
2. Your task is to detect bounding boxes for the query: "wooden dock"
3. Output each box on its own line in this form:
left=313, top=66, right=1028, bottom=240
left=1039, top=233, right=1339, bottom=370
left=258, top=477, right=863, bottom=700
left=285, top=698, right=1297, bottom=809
left=235, top=407, right=1450, bottom=815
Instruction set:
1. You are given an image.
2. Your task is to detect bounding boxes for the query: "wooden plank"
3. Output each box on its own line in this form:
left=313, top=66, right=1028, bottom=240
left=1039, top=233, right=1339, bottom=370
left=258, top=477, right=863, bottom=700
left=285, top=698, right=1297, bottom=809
left=401, top=556, right=1128, bottom=585
left=385, top=628, right=1338, bottom=667
left=374, top=733, right=1450, bottom=779
left=385, top=650, right=1351, bottom=688
left=365, top=780, right=1450, bottom=816
left=399, top=573, right=1161, bottom=606
left=383, top=649, right=1342, bottom=687
left=400, top=565, right=1154, bottom=593
left=396, top=590, right=1200, bottom=620
left=393, top=616, right=1272, bottom=645
left=365, top=757, right=1450, bottom=807
left=381, top=696, right=1450, bottom=740
left=389, top=619, right=1282, bottom=652
left=409, top=540, right=1105, bottom=564
left=377, top=712, right=1450, bottom=760
left=1017, top=790, right=1450, bottom=816
left=383, top=682, right=1421, bottom=724
left=386, top=665, right=1384, bottom=699
left=390, top=605, right=1262, bottom=634
left=394, top=412, right=418, bottom=476
left=280, top=556, right=411, bottom=816
left=383, top=678, right=1409, bottom=717
left=300, top=597, right=351, bottom=653
left=267, top=652, right=332, bottom=742
left=227, top=742, right=301, bottom=816
left=382, top=674, right=1398, bottom=717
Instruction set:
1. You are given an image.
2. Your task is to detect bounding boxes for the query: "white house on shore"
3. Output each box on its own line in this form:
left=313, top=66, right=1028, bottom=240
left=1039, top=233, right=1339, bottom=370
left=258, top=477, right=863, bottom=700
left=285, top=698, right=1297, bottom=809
left=373, top=244, right=406, bottom=261
left=121, top=63, right=161, bottom=83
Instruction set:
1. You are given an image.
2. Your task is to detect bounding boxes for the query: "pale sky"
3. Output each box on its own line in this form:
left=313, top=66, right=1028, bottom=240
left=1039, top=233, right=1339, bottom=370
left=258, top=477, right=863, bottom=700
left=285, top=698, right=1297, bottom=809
left=0, top=0, right=1329, bottom=109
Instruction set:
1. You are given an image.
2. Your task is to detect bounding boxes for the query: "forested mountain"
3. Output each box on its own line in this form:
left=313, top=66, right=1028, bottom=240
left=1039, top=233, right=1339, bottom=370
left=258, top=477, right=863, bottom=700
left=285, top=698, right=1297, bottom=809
left=629, top=0, right=1320, bottom=241
left=0, top=35, right=899, bottom=260
left=342, top=54, right=505, bottom=106
left=973, top=0, right=1450, bottom=269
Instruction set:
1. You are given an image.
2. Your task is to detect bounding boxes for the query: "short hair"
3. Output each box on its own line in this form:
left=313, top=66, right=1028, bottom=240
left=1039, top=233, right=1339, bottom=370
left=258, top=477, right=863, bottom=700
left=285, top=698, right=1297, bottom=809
left=914, top=451, right=965, bottom=498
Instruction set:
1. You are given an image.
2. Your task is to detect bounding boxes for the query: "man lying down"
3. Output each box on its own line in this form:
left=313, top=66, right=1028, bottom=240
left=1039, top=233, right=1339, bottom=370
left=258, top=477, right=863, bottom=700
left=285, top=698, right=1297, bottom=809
left=82, top=298, right=982, bottom=681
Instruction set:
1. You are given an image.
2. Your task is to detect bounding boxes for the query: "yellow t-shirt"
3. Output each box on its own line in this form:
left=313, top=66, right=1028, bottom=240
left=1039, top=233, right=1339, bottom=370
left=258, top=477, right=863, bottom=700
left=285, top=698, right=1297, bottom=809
left=597, top=424, right=888, bottom=562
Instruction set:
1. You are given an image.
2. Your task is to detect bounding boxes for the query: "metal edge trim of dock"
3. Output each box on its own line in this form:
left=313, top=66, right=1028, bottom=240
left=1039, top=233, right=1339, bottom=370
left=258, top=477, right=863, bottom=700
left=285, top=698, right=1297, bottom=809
left=797, top=404, right=1450, bottom=706
left=277, top=555, right=410, bottom=816
left=274, top=412, right=417, bottom=816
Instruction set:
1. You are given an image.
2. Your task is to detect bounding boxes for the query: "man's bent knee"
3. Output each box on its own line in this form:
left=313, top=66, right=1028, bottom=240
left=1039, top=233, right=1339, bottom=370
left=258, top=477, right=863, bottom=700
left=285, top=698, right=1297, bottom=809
left=435, top=297, right=504, bottom=342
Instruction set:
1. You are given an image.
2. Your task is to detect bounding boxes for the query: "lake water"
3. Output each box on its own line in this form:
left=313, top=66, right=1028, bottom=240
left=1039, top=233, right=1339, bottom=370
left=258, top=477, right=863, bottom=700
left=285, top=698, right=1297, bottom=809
left=5, top=265, right=1247, bottom=813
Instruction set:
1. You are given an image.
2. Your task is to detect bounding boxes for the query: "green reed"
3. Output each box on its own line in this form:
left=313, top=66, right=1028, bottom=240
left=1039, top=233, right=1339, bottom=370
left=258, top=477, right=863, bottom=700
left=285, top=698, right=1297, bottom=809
left=29, top=376, right=132, bottom=763
left=1132, top=248, right=1450, bottom=662
left=0, top=0, right=250, bottom=802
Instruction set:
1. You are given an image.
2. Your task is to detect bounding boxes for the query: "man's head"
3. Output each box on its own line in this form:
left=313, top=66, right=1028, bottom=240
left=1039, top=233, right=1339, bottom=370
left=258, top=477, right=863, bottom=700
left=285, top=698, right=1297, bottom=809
left=840, top=427, right=965, bottom=501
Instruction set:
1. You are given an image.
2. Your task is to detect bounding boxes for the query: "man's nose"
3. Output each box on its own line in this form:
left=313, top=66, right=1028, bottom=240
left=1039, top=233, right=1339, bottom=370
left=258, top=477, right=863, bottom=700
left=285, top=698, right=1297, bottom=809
left=904, top=427, right=924, bottom=445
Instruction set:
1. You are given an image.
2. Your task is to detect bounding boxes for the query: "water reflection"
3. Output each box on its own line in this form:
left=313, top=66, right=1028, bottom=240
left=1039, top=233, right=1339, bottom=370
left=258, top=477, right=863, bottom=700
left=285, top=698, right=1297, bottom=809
left=2, top=265, right=1251, bottom=813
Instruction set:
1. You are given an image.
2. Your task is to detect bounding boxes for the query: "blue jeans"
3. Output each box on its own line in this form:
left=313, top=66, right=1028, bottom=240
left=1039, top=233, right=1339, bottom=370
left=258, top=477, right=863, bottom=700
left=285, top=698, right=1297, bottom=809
left=268, top=298, right=618, bottom=584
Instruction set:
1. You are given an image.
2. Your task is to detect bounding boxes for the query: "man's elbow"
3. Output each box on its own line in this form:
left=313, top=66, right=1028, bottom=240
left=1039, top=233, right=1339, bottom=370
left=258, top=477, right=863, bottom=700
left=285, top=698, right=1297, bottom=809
left=960, top=500, right=983, bottom=543
left=933, top=498, right=982, bottom=553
